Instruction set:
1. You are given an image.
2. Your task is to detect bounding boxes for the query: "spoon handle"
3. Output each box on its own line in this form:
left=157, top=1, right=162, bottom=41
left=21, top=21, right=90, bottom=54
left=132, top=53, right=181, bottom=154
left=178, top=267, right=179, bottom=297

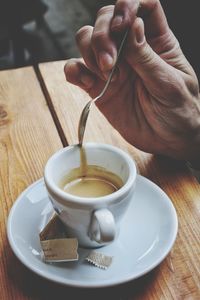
left=78, top=30, right=129, bottom=145
left=94, top=29, right=129, bottom=103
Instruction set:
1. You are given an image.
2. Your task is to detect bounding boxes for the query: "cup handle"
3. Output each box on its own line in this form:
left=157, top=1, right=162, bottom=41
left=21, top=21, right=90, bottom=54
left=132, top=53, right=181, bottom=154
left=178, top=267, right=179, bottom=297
left=89, top=208, right=116, bottom=244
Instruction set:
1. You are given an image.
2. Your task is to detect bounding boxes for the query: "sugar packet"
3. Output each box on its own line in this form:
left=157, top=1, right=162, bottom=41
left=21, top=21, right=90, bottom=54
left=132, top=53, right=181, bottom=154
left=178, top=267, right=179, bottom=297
left=85, top=250, right=113, bottom=269
left=39, top=213, right=78, bottom=262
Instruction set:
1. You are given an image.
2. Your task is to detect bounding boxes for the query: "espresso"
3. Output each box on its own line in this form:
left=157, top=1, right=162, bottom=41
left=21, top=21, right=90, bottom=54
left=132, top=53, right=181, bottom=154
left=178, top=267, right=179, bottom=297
left=59, top=165, right=123, bottom=198
left=59, top=146, right=123, bottom=197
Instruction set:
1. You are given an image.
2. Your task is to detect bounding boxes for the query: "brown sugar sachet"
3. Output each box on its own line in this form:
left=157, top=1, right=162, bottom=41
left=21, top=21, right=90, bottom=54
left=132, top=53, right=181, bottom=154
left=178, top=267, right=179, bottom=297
left=39, top=214, right=78, bottom=262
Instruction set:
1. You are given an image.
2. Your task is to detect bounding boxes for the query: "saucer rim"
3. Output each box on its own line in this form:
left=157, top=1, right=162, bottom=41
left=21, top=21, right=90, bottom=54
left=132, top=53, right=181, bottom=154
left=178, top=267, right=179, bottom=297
left=7, top=176, right=178, bottom=288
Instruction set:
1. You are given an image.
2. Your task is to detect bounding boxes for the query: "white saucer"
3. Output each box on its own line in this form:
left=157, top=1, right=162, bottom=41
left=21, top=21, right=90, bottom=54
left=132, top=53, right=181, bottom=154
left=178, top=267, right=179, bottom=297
left=7, top=175, right=178, bottom=288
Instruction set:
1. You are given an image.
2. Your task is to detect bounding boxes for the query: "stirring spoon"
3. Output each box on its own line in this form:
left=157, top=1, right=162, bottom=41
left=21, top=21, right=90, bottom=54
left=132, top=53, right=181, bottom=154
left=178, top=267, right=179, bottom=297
left=78, top=30, right=128, bottom=146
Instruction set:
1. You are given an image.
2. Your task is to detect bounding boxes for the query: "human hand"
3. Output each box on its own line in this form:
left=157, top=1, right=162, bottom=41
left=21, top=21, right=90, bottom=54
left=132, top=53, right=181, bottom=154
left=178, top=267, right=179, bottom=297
left=64, top=0, right=200, bottom=164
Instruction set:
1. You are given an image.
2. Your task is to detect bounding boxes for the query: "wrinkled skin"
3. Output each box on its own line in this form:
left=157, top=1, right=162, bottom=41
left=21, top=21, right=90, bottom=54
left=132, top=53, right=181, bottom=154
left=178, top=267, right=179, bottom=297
left=64, top=0, right=200, bottom=166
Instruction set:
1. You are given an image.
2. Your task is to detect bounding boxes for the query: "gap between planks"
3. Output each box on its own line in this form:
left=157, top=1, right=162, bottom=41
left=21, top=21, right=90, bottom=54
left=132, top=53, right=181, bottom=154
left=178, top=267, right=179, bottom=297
left=33, top=64, right=68, bottom=147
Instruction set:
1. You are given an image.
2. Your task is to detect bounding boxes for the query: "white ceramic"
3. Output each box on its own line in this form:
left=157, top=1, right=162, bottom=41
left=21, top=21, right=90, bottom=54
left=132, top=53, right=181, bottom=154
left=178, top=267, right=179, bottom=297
left=7, top=176, right=178, bottom=288
left=44, top=143, right=137, bottom=248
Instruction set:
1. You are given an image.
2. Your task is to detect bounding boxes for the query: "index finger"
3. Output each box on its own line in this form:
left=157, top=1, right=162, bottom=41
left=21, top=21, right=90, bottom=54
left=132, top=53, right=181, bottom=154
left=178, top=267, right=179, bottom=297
left=111, top=0, right=169, bottom=39
left=111, top=0, right=140, bottom=31
left=92, top=5, right=118, bottom=72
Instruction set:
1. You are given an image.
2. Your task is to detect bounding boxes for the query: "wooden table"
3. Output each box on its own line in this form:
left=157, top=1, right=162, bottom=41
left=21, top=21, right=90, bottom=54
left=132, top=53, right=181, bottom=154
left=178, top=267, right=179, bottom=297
left=0, top=61, right=200, bottom=300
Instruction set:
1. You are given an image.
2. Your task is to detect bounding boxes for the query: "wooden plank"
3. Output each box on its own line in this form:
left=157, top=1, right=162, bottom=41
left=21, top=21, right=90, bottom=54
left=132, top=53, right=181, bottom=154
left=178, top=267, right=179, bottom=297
left=0, top=67, right=62, bottom=299
left=39, top=60, right=200, bottom=300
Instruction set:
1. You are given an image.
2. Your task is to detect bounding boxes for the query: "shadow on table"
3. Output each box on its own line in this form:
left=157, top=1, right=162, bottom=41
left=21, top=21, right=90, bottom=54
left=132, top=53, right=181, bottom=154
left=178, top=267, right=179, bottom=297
left=7, top=251, right=160, bottom=300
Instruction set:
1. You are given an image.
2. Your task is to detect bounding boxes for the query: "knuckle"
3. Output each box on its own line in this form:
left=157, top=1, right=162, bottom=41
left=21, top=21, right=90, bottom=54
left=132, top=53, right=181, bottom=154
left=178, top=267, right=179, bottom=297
left=115, top=0, right=139, bottom=14
left=76, top=25, right=92, bottom=45
left=91, top=30, right=106, bottom=47
left=135, top=44, right=154, bottom=65
left=64, top=58, right=76, bottom=67
left=166, top=76, right=188, bottom=104
left=64, top=59, right=72, bottom=73
left=64, top=59, right=76, bottom=77
left=97, top=5, right=114, bottom=18
left=185, top=77, right=199, bottom=97
left=116, top=0, right=131, bottom=10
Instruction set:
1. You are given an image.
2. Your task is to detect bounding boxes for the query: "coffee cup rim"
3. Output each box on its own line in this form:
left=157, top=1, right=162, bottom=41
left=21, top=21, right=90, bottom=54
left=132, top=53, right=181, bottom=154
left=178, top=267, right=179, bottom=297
left=44, top=143, right=137, bottom=205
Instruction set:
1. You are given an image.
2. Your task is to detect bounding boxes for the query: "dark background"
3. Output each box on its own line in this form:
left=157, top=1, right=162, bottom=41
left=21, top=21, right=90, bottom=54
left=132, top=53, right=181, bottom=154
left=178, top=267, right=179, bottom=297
left=0, top=0, right=199, bottom=82
left=161, top=0, right=200, bottom=82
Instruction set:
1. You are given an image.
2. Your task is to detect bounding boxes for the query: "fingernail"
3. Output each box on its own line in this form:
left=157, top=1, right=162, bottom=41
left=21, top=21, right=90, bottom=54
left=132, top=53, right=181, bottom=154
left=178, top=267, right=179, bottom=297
left=111, top=15, right=123, bottom=30
left=99, top=52, right=114, bottom=71
left=80, top=74, right=94, bottom=88
left=136, top=25, right=145, bottom=44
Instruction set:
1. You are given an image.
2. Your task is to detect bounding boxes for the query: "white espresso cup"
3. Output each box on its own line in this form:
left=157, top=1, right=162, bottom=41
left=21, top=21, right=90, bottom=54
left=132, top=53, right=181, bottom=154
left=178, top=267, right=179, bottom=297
left=44, top=143, right=137, bottom=248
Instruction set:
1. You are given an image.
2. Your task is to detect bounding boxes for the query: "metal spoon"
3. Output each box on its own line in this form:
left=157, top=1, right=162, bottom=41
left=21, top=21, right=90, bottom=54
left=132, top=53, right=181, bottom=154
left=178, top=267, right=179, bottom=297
left=78, top=30, right=128, bottom=145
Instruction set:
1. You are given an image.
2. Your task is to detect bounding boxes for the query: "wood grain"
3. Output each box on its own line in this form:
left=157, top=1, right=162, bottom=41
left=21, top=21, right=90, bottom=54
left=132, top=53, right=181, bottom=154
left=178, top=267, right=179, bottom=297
left=39, top=61, right=200, bottom=300
left=0, top=67, right=62, bottom=300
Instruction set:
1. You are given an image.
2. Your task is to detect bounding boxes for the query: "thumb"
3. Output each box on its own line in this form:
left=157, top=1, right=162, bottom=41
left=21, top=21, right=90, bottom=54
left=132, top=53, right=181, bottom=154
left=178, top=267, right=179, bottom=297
left=126, top=17, right=175, bottom=91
